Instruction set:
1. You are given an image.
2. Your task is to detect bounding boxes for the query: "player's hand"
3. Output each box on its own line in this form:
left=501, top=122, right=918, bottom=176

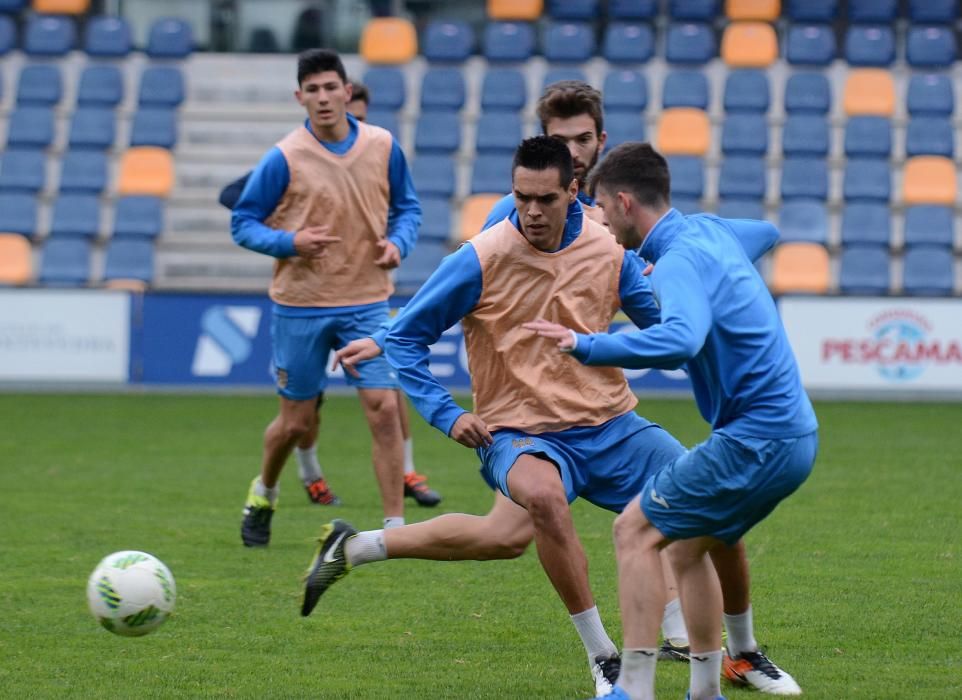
left=373, top=239, right=402, bottom=269
left=294, top=226, right=341, bottom=258
left=331, top=337, right=382, bottom=378
left=450, top=413, right=493, bottom=449
left=522, top=319, right=576, bottom=351
left=642, top=262, right=654, bottom=276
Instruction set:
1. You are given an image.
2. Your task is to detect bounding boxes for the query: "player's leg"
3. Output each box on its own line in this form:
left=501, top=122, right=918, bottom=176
left=356, top=388, right=405, bottom=524
left=295, top=393, right=340, bottom=505
left=398, top=392, right=442, bottom=507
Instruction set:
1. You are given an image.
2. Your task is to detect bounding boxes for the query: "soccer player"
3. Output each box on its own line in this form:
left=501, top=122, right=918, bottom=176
left=230, top=49, right=421, bottom=547
left=527, top=142, right=818, bottom=700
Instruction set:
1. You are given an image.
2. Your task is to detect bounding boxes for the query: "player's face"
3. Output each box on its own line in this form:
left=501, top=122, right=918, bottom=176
left=296, top=71, right=353, bottom=130
left=594, top=186, right=643, bottom=250
left=545, top=114, right=606, bottom=187
left=512, top=166, right=579, bottom=252
left=347, top=98, right=368, bottom=122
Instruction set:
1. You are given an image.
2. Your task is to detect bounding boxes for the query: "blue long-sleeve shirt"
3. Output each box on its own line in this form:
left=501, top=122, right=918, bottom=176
left=571, top=209, right=818, bottom=439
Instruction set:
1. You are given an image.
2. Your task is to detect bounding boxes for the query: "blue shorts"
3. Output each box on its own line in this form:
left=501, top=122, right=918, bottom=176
left=270, top=305, right=398, bottom=400
left=641, top=430, right=818, bottom=546
left=478, top=411, right=686, bottom=513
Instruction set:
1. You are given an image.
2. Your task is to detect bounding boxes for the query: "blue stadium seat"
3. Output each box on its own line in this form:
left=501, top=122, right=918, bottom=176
left=784, top=73, right=830, bottom=114
left=903, top=246, right=954, bottom=295
left=77, top=65, right=124, bottom=107
left=471, top=154, right=513, bottom=194
left=0, top=193, right=37, bottom=237
left=605, top=113, right=646, bottom=149
left=0, top=0, right=26, bottom=12
left=365, top=110, right=399, bottom=138
left=671, top=196, right=701, bottom=214
left=0, top=15, right=14, bottom=56
left=778, top=201, right=829, bottom=244
left=139, top=66, right=185, bottom=107
left=363, top=67, right=405, bottom=110
left=786, top=0, right=837, bottom=21
left=412, top=155, right=456, bottom=198
left=414, top=112, right=461, bottom=153
left=422, top=19, right=474, bottom=62
left=24, top=15, right=75, bottom=56
left=542, top=68, right=587, bottom=91
left=483, top=22, right=536, bottom=62
left=103, top=238, right=155, bottom=284
left=84, top=15, right=132, bottom=57
left=0, top=150, right=45, bottom=192
left=907, top=0, right=957, bottom=23
left=418, top=197, right=452, bottom=242
left=781, top=158, right=827, bottom=200
left=907, top=26, right=957, bottom=68
left=719, top=157, right=766, bottom=201
left=58, top=151, right=107, bottom=193
left=17, top=64, right=62, bottom=106
left=39, top=237, right=91, bottom=286
left=481, top=69, right=526, bottom=111
left=717, top=199, right=765, bottom=220
left=604, top=70, right=647, bottom=112
left=69, top=107, right=116, bottom=150
left=609, top=0, right=658, bottom=19
left=786, top=24, right=836, bottom=66
left=848, top=0, right=897, bottom=22
left=476, top=112, right=523, bottom=153
left=781, top=115, right=829, bottom=156
left=669, top=0, right=719, bottom=20
left=665, top=22, right=715, bottom=64
left=667, top=156, right=704, bottom=199
left=907, top=73, right=954, bottom=117
left=602, top=22, right=654, bottom=64
left=549, top=0, right=599, bottom=19
left=906, top=117, right=954, bottom=158
left=844, top=25, right=895, bottom=66
left=843, top=116, right=891, bottom=158
left=543, top=21, right=595, bottom=62
left=839, top=245, right=890, bottom=295
left=662, top=70, right=709, bottom=110
left=396, top=242, right=448, bottom=295
left=5, top=106, right=54, bottom=149
left=840, top=203, right=891, bottom=247
left=843, top=159, right=890, bottom=202
left=130, top=108, right=178, bottom=149
left=420, top=68, right=465, bottom=111
left=113, top=196, right=164, bottom=239
left=146, top=17, right=192, bottom=58
left=49, top=194, right=100, bottom=238
left=904, top=206, right=954, bottom=248
left=723, top=70, right=769, bottom=113
left=721, top=114, right=768, bottom=156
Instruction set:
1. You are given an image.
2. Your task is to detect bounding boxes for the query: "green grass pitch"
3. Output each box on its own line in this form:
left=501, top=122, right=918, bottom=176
left=0, top=394, right=959, bottom=698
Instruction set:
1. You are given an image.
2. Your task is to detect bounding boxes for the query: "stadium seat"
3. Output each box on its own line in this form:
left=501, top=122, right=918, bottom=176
left=103, top=238, right=154, bottom=284
left=907, top=73, right=954, bottom=117
left=781, top=115, right=829, bottom=156
left=471, top=153, right=513, bottom=194
left=17, top=64, right=62, bottom=105
left=906, top=26, right=957, bottom=69
left=769, top=242, right=830, bottom=295
left=363, top=67, right=406, bottom=110
left=605, top=113, right=646, bottom=149
left=662, top=70, right=709, bottom=109
left=549, top=0, right=599, bottom=19
left=903, top=156, right=957, bottom=206
left=23, top=14, right=75, bottom=56
left=719, top=157, right=767, bottom=200
left=130, top=109, right=178, bottom=149
left=84, top=15, right=132, bottom=56
left=366, top=110, right=399, bottom=137
left=476, top=112, right=524, bottom=153
left=844, top=159, right=891, bottom=202
left=785, top=23, right=835, bottom=66
left=33, top=0, right=89, bottom=11
left=420, top=68, right=466, bottom=111
left=603, top=70, right=648, bottom=111
left=903, top=206, right=954, bottom=248
left=412, top=156, right=456, bottom=198
left=717, top=199, right=765, bottom=220
left=726, top=0, right=779, bottom=20
left=0, top=233, right=32, bottom=286
left=848, top=0, right=897, bottom=22
left=0, top=0, right=26, bottom=12
left=414, top=112, right=461, bottom=154
left=602, top=22, right=654, bottom=64
left=0, top=15, right=15, bottom=56
left=488, top=0, right=543, bottom=20
left=396, top=242, right=448, bottom=294
left=481, top=69, right=527, bottom=111
left=423, top=19, right=474, bottom=62
left=843, top=69, right=895, bottom=116
left=843, top=116, right=891, bottom=158
left=609, top=0, right=657, bottom=19
left=838, top=245, right=890, bottom=295
left=77, top=65, right=123, bottom=107
left=721, top=114, right=767, bottom=155
left=721, top=22, right=778, bottom=67
left=543, top=21, right=595, bottom=62
left=38, top=237, right=91, bottom=286
left=116, top=147, right=175, bottom=197
left=5, top=106, right=55, bottom=149
left=906, top=117, right=954, bottom=158
left=113, top=196, right=164, bottom=239
left=907, top=0, right=956, bottom=23
left=68, top=107, right=116, bottom=150
left=483, top=22, right=536, bottom=62
left=418, top=197, right=453, bottom=242
left=146, top=17, right=192, bottom=58
left=666, top=22, right=715, bottom=64
left=786, top=0, right=836, bottom=21
left=542, top=68, right=587, bottom=91
left=778, top=200, right=829, bottom=244
left=460, top=194, right=503, bottom=239
left=784, top=72, right=830, bottom=113
left=667, top=156, right=704, bottom=198
left=903, top=246, right=954, bottom=296
left=247, top=26, right=278, bottom=53
left=670, top=0, right=720, bottom=20
left=657, top=108, right=711, bottom=156
left=671, top=196, right=701, bottom=214
left=58, top=150, right=107, bottom=193
left=840, top=202, right=891, bottom=247
left=781, top=157, right=827, bottom=200
left=49, top=194, right=100, bottom=238
left=361, top=17, right=416, bottom=64
left=844, top=25, right=895, bottom=66
left=0, top=193, right=38, bottom=236
left=723, top=70, right=769, bottom=113
left=139, top=66, right=185, bottom=107
left=0, top=150, right=46, bottom=193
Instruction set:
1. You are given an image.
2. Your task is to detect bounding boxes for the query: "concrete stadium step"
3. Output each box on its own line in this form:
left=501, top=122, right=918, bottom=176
left=164, top=203, right=231, bottom=239
left=155, top=248, right=272, bottom=291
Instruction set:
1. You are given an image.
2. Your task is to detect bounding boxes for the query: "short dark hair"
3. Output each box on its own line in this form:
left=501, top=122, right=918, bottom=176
left=588, top=142, right=671, bottom=208
left=297, top=48, right=347, bottom=86
left=512, top=136, right=575, bottom=189
left=536, top=80, right=604, bottom=135
left=348, top=81, right=369, bottom=105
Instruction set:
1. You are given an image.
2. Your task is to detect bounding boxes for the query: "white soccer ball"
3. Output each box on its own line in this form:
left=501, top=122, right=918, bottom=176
left=86, top=550, right=176, bottom=637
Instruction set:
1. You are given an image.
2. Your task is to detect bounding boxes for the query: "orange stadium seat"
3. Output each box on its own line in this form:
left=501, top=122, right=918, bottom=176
left=487, top=0, right=543, bottom=20
left=33, top=0, right=90, bottom=13
left=0, top=233, right=33, bottom=286
left=360, top=17, right=417, bottom=64
left=104, top=278, right=148, bottom=292
left=116, top=147, right=175, bottom=198
left=460, top=194, right=503, bottom=241
left=656, top=108, right=711, bottom=156
left=721, top=22, right=778, bottom=67
left=769, top=242, right=830, bottom=295
left=843, top=69, right=895, bottom=116
left=726, top=0, right=780, bottom=21
left=903, top=156, right=957, bottom=206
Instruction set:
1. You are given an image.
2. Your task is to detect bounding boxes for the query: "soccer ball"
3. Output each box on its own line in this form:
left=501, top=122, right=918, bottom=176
left=86, top=550, right=176, bottom=637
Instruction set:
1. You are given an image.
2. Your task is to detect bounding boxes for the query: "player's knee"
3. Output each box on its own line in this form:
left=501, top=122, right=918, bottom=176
left=521, top=483, right=568, bottom=524
left=362, top=391, right=400, bottom=428
left=485, top=520, right=533, bottom=559
left=276, top=413, right=313, bottom=441
left=613, top=506, right=650, bottom=551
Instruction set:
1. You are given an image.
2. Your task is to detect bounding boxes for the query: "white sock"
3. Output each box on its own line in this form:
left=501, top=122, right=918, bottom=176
left=723, top=606, right=758, bottom=657
left=253, top=477, right=278, bottom=506
left=403, top=437, right=415, bottom=475
left=295, top=445, right=323, bottom=483
left=383, top=516, right=405, bottom=529
left=689, top=649, right=723, bottom=699
left=570, top=606, right=618, bottom=661
left=345, top=529, right=386, bottom=566
left=661, top=597, right=688, bottom=644
left=618, top=648, right=657, bottom=700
